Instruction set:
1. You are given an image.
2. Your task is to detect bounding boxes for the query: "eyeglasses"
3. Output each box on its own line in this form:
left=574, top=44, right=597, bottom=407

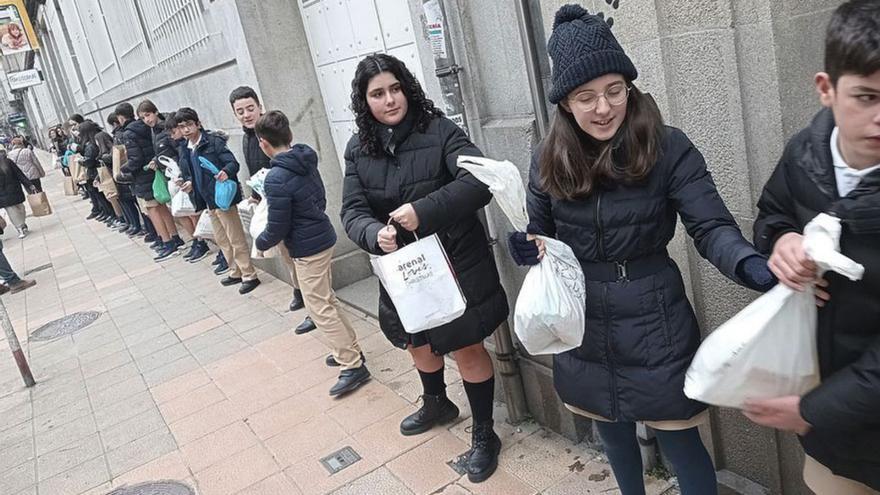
left=568, top=83, right=630, bottom=112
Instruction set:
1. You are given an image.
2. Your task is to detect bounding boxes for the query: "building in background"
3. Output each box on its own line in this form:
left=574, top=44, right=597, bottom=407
left=14, top=1, right=844, bottom=493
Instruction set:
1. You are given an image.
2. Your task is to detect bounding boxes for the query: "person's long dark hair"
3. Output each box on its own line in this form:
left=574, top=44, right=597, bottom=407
left=350, top=53, right=443, bottom=156
left=76, top=120, right=100, bottom=148
left=539, top=84, right=665, bottom=200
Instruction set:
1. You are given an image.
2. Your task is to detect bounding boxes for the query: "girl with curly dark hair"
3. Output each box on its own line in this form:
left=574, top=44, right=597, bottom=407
left=341, top=54, right=509, bottom=483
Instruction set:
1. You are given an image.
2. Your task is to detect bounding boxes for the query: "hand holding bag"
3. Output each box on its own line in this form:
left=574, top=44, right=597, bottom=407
left=371, top=229, right=467, bottom=334
left=151, top=169, right=172, bottom=204
left=197, top=157, right=236, bottom=211
left=27, top=191, right=52, bottom=217
left=684, top=213, right=865, bottom=408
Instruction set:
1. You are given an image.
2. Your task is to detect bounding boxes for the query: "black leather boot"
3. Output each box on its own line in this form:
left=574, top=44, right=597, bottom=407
left=399, top=394, right=459, bottom=436
left=467, top=421, right=501, bottom=483
left=328, top=365, right=371, bottom=396
left=289, top=289, right=305, bottom=312
left=294, top=315, right=317, bottom=335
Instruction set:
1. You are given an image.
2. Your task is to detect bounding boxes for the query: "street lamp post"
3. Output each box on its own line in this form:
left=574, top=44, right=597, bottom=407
left=0, top=297, right=34, bottom=387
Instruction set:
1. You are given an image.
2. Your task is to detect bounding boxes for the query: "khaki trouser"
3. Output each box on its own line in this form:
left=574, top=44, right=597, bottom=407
left=209, top=208, right=257, bottom=281
left=295, top=246, right=361, bottom=370
left=107, top=196, right=123, bottom=218
left=278, top=248, right=300, bottom=290
left=804, top=455, right=879, bottom=495
left=4, top=203, right=26, bottom=230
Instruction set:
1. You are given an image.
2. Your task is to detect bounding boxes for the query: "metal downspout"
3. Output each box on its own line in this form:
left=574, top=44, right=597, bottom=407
left=514, top=0, right=549, bottom=138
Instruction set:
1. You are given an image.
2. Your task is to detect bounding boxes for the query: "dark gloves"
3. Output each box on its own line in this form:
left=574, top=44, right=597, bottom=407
left=508, top=232, right=540, bottom=266
left=736, top=255, right=778, bottom=293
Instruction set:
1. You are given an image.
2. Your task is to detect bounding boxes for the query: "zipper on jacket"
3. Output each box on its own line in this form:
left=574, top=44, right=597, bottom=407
left=595, top=192, right=606, bottom=260
left=603, top=282, right=618, bottom=420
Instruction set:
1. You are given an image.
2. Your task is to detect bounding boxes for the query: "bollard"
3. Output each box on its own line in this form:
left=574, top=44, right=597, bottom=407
left=0, top=297, right=35, bottom=387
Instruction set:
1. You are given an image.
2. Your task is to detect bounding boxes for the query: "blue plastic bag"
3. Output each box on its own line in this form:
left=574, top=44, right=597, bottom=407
left=198, top=156, right=236, bottom=211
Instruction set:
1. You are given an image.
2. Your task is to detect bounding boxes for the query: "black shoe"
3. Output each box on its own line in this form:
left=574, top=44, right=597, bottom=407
left=150, top=240, right=164, bottom=251
left=294, top=316, right=317, bottom=335
left=329, top=366, right=371, bottom=396
left=212, top=251, right=225, bottom=266
left=144, top=233, right=158, bottom=244
left=466, top=421, right=502, bottom=483
left=239, top=278, right=261, bottom=294
left=214, top=260, right=229, bottom=275
left=220, top=276, right=242, bottom=286
left=188, top=242, right=209, bottom=262
left=170, top=237, right=185, bottom=251
left=326, top=352, right=366, bottom=367
left=182, top=244, right=195, bottom=260
left=153, top=245, right=179, bottom=262
left=289, top=289, right=305, bottom=312
left=399, top=394, right=460, bottom=436
left=86, top=212, right=98, bottom=220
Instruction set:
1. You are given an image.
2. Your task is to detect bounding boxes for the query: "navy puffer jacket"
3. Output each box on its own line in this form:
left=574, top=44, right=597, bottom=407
left=177, top=130, right=242, bottom=210
left=528, top=126, right=757, bottom=422
left=120, top=119, right=157, bottom=200
left=255, top=144, right=336, bottom=258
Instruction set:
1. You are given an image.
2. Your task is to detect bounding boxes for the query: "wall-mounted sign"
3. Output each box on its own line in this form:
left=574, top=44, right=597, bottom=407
left=0, top=0, right=38, bottom=56
left=6, top=68, right=40, bottom=89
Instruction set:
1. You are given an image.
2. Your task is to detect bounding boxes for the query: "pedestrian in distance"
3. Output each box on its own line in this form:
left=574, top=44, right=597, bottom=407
left=341, top=53, right=509, bottom=483
left=0, top=217, right=35, bottom=294
left=77, top=121, right=121, bottom=229
left=746, top=1, right=880, bottom=493
left=0, top=144, right=35, bottom=239
left=507, top=5, right=777, bottom=495
left=254, top=110, right=370, bottom=396
left=8, top=136, right=45, bottom=193
left=229, top=86, right=315, bottom=332
left=175, top=107, right=261, bottom=294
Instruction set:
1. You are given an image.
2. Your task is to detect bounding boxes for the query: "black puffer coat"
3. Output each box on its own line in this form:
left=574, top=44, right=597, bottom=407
left=754, top=109, right=880, bottom=490
left=242, top=126, right=270, bottom=176
left=528, top=127, right=757, bottom=422
left=0, top=157, right=32, bottom=208
left=342, top=115, right=509, bottom=355
left=81, top=142, right=101, bottom=182
left=120, top=118, right=157, bottom=200
left=255, top=145, right=336, bottom=258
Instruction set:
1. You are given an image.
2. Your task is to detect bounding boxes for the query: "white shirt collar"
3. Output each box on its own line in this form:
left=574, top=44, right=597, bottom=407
left=830, top=127, right=880, bottom=197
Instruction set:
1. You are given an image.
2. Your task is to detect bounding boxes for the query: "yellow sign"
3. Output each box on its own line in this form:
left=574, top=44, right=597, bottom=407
left=0, top=0, right=38, bottom=56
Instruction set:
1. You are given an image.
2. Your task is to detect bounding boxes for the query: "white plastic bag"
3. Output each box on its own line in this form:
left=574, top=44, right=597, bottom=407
left=171, top=190, right=196, bottom=217
left=684, top=213, right=865, bottom=408
left=458, top=155, right=586, bottom=355
left=194, top=211, right=213, bottom=240
left=248, top=200, right=277, bottom=258
left=157, top=156, right=181, bottom=181
left=246, top=168, right=270, bottom=197
left=371, top=234, right=467, bottom=333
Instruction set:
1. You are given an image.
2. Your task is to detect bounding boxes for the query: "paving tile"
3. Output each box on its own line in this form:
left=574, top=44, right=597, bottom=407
left=175, top=315, right=224, bottom=340
left=35, top=414, right=97, bottom=456
left=142, top=355, right=201, bottom=388
left=265, top=414, right=348, bottom=468
left=158, top=382, right=225, bottom=424
left=326, top=380, right=411, bottom=435
left=77, top=337, right=127, bottom=365
left=149, top=368, right=212, bottom=404
left=112, top=450, right=191, bottom=486
left=84, top=361, right=140, bottom=394
left=284, top=437, right=381, bottom=495
left=329, top=467, right=414, bottom=495
left=204, top=348, right=262, bottom=377
left=386, top=431, right=470, bottom=495
left=211, top=358, right=283, bottom=396
left=38, top=455, right=109, bottom=495
left=190, top=336, right=251, bottom=366
left=182, top=325, right=239, bottom=353
left=100, top=407, right=167, bottom=451
left=497, top=428, right=585, bottom=491
left=0, top=438, right=34, bottom=474
left=352, top=405, right=438, bottom=464
left=0, top=460, right=35, bottom=495
left=134, top=343, right=193, bottom=374
left=106, top=427, right=177, bottom=478
left=193, top=444, right=280, bottom=495
left=93, top=390, right=157, bottom=430
left=126, top=331, right=181, bottom=360
left=238, top=320, right=290, bottom=346
left=168, top=399, right=240, bottom=445
left=179, top=421, right=258, bottom=473
left=237, top=473, right=302, bottom=495
left=226, top=373, right=301, bottom=417
left=80, top=349, right=133, bottom=380
left=244, top=393, right=325, bottom=440
left=459, top=467, right=537, bottom=495
left=31, top=381, right=88, bottom=414
left=2, top=399, right=33, bottom=433
left=36, top=432, right=103, bottom=479
left=368, top=349, right=416, bottom=384
left=257, top=334, right=329, bottom=372
left=89, top=375, right=148, bottom=410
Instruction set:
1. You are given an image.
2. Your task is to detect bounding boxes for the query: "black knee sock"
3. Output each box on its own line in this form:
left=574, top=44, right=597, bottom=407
left=463, top=376, right=495, bottom=425
left=418, top=367, right=446, bottom=396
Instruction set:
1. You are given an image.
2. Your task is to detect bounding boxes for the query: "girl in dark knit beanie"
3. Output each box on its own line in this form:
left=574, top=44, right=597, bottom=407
left=507, top=4, right=775, bottom=495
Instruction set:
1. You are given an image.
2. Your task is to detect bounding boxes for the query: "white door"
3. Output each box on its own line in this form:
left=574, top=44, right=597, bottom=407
left=299, top=0, right=431, bottom=171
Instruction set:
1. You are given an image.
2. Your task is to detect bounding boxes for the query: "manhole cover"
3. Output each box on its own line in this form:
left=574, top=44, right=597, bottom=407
left=320, top=446, right=361, bottom=474
left=30, top=311, right=102, bottom=341
left=106, top=481, right=194, bottom=495
left=22, top=263, right=52, bottom=276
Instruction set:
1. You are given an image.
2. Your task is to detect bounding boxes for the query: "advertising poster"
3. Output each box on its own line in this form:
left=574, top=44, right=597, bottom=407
left=0, top=0, right=38, bottom=56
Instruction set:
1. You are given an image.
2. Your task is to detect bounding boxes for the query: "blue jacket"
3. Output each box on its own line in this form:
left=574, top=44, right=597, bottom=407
left=255, top=144, right=336, bottom=258
left=178, top=130, right=242, bottom=210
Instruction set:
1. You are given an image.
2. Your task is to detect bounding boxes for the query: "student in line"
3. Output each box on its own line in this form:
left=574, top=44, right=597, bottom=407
left=747, top=1, right=880, bottom=493
left=229, top=86, right=314, bottom=333
left=341, top=53, right=509, bottom=483
left=507, top=6, right=774, bottom=494
left=254, top=110, right=369, bottom=396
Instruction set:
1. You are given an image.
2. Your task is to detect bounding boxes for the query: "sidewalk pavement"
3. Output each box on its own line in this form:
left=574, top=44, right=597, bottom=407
left=0, top=164, right=675, bottom=495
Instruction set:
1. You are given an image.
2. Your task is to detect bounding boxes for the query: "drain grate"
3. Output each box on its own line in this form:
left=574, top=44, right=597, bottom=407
left=30, top=311, right=103, bottom=341
left=106, top=481, right=194, bottom=495
left=447, top=451, right=471, bottom=476
left=22, top=263, right=53, bottom=276
left=320, top=446, right=361, bottom=475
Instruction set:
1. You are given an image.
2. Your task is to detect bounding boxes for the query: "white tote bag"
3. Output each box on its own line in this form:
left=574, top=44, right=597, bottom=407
left=249, top=200, right=278, bottom=259
left=684, top=214, right=865, bottom=408
left=458, top=155, right=586, bottom=355
left=193, top=211, right=214, bottom=240
left=371, top=233, right=467, bottom=333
